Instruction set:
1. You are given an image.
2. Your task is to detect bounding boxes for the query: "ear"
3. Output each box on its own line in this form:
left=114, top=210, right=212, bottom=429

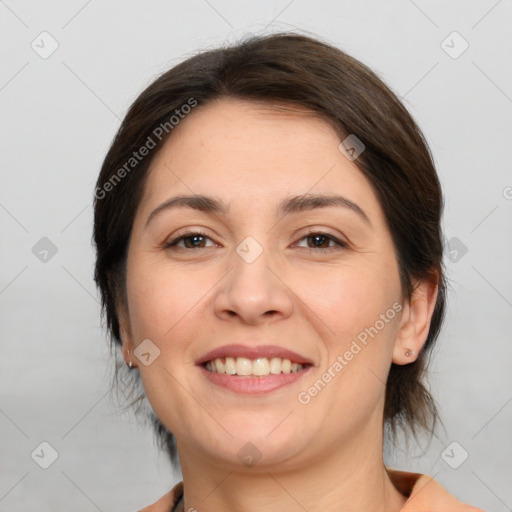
left=392, top=275, right=439, bottom=365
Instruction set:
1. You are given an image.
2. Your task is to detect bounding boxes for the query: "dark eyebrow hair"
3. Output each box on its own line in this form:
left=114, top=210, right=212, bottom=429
left=278, top=194, right=371, bottom=225
left=145, top=195, right=229, bottom=228
left=145, top=193, right=371, bottom=228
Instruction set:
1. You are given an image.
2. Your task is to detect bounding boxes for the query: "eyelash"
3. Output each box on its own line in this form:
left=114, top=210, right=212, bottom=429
left=163, top=230, right=347, bottom=253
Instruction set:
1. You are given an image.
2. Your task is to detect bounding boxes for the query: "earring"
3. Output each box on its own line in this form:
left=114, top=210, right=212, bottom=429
left=127, top=349, right=133, bottom=369
left=405, top=349, right=414, bottom=357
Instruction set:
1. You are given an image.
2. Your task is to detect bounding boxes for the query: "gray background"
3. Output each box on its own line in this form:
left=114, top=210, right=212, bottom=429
left=1, top=0, right=511, bottom=510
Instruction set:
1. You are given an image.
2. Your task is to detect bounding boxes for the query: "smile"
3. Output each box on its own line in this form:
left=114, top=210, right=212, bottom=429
left=204, top=356, right=308, bottom=377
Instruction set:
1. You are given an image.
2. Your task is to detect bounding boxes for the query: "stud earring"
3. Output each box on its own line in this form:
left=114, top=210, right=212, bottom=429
left=405, top=349, right=414, bottom=357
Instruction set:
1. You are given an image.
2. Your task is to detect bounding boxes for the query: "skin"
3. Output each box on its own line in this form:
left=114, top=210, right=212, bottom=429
left=119, top=98, right=438, bottom=511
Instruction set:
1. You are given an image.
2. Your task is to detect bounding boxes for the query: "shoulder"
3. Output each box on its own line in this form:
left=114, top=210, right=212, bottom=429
left=387, top=469, right=484, bottom=512
left=137, top=481, right=183, bottom=512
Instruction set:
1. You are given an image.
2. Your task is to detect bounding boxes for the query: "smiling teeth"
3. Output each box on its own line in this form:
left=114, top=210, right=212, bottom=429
left=205, top=357, right=304, bottom=376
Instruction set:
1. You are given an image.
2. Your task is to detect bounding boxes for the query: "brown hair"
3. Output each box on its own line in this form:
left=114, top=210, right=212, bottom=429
left=93, top=32, right=445, bottom=468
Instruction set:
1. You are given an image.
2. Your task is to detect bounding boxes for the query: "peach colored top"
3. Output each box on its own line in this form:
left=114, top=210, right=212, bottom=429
left=139, top=469, right=484, bottom=511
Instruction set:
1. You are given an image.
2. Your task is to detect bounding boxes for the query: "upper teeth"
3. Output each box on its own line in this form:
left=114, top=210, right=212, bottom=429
left=205, top=357, right=304, bottom=376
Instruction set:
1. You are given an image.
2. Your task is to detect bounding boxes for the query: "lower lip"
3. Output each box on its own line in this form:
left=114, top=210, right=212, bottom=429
left=198, top=365, right=312, bottom=394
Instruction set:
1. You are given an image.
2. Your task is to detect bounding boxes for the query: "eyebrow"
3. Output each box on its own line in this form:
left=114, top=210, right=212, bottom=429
left=145, top=193, right=371, bottom=228
left=278, top=194, right=371, bottom=225
left=145, top=195, right=229, bottom=228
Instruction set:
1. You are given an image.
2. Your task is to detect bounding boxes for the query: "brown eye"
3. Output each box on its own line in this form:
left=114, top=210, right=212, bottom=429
left=165, top=232, right=215, bottom=250
left=295, top=232, right=346, bottom=251
left=182, top=235, right=207, bottom=248
left=307, top=234, right=331, bottom=248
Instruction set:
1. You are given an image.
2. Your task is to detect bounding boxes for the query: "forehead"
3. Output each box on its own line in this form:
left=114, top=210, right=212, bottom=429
left=140, top=98, right=380, bottom=218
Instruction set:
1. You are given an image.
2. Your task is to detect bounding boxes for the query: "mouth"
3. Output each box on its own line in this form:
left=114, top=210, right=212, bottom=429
left=202, top=356, right=311, bottom=377
left=196, top=344, right=314, bottom=394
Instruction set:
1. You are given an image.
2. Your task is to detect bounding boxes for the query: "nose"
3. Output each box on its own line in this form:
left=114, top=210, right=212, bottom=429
left=213, top=246, right=294, bottom=325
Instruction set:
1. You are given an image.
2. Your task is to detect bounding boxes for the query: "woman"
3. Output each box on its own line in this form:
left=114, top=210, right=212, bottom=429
left=93, top=33, right=483, bottom=511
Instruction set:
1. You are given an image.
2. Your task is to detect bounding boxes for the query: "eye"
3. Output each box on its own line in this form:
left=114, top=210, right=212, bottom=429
left=164, top=231, right=216, bottom=250
left=295, top=232, right=347, bottom=251
left=163, top=230, right=347, bottom=252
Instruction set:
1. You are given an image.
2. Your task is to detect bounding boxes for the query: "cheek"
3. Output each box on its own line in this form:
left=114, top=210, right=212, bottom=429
left=295, top=267, right=401, bottom=436
left=125, top=259, right=211, bottom=436
left=294, top=260, right=401, bottom=408
left=293, top=260, right=400, bottom=344
left=125, top=255, right=213, bottom=343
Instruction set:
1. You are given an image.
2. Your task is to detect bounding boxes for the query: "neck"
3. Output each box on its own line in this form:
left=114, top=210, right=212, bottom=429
left=176, top=430, right=407, bottom=512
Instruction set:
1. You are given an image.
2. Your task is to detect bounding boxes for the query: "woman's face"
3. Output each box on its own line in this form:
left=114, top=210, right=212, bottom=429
left=120, top=98, right=410, bottom=470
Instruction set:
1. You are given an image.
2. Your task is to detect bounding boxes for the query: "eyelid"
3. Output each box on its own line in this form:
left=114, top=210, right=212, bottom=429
left=293, top=229, right=348, bottom=250
left=163, top=228, right=348, bottom=252
left=163, top=229, right=218, bottom=249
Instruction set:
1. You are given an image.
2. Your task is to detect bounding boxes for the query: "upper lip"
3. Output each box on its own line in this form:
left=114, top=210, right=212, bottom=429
left=196, top=344, right=313, bottom=366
